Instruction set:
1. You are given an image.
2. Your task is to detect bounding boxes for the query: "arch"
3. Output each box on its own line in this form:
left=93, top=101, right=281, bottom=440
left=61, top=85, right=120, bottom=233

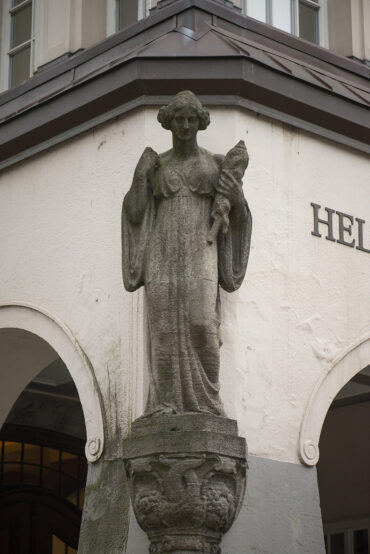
left=0, top=302, right=105, bottom=462
left=299, top=333, right=370, bottom=466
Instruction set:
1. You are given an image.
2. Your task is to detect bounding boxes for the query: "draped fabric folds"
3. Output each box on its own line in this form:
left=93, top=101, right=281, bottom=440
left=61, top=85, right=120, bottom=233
left=122, top=149, right=252, bottom=415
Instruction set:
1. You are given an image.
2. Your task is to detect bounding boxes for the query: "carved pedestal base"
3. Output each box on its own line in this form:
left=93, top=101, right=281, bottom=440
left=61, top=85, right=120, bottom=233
left=123, top=414, right=247, bottom=554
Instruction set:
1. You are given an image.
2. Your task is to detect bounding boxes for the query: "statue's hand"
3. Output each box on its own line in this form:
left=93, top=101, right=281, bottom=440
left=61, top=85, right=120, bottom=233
left=217, top=169, right=245, bottom=209
left=136, top=147, right=160, bottom=178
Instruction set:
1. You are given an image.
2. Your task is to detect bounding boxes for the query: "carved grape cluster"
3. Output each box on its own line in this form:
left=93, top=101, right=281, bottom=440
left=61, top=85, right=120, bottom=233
left=203, top=484, right=235, bottom=531
left=166, top=497, right=205, bottom=527
left=128, top=450, right=245, bottom=554
left=135, top=490, right=164, bottom=528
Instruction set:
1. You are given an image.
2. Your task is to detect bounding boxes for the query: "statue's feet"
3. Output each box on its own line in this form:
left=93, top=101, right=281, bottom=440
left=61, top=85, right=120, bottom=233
left=141, top=403, right=179, bottom=419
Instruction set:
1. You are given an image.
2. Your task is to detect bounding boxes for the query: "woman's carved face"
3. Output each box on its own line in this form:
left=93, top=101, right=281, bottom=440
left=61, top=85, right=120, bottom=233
left=170, top=106, right=199, bottom=141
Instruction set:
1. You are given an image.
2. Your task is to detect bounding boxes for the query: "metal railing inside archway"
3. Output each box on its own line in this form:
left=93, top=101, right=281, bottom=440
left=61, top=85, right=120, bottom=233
left=0, top=424, right=87, bottom=510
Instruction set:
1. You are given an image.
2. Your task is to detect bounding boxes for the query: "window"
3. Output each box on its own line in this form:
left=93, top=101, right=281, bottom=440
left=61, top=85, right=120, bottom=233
left=0, top=0, right=34, bottom=90
left=244, top=0, right=327, bottom=46
left=0, top=426, right=86, bottom=553
left=52, top=535, right=77, bottom=554
left=117, top=0, right=139, bottom=31
left=0, top=439, right=87, bottom=510
left=107, top=0, right=149, bottom=36
left=324, top=520, right=370, bottom=554
left=298, top=0, right=320, bottom=43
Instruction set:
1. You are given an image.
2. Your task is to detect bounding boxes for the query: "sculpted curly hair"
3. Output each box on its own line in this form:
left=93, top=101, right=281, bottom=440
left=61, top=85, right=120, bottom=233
left=157, top=91, right=210, bottom=131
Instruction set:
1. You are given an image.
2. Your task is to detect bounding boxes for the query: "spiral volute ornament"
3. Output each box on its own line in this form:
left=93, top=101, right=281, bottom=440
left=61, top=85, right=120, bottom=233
left=301, top=440, right=319, bottom=466
left=86, top=437, right=102, bottom=462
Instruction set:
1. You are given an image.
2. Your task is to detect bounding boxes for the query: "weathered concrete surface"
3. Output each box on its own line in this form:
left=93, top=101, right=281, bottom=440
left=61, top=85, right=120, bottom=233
left=123, top=413, right=246, bottom=458
left=131, top=412, right=239, bottom=436
left=78, top=458, right=130, bottom=554
left=126, top=505, right=150, bottom=553
left=126, top=455, right=325, bottom=554
left=223, top=455, right=326, bottom=554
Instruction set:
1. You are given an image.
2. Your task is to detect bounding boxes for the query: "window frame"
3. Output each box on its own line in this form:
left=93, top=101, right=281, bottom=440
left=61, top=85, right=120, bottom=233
left=0, top=0, right=34, bottom=92
left=243, top=0, right=328, bottom=47
left=324, top=518, right=370, bottom=554
left=106, top=0, right=149, bottom=36
left=0, top=424, right=87, bottom=511
left=295, top=0, right=328, bottom=46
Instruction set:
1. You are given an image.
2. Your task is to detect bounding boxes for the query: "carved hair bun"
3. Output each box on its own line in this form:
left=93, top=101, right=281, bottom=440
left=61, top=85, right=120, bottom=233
left=157, top=91, right=210, bottom=131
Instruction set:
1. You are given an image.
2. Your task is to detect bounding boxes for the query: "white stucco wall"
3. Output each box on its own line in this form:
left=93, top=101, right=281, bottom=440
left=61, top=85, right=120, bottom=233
left=0, top=106, right=369, bottom=464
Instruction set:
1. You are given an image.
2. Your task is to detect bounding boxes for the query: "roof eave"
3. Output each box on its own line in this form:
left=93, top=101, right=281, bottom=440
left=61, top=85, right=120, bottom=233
left=0, top=0, right=368, bottom=169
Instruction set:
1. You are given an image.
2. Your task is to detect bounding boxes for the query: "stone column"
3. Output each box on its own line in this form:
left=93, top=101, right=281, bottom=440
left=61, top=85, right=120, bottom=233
left=78, top=458, right=130, bottom=554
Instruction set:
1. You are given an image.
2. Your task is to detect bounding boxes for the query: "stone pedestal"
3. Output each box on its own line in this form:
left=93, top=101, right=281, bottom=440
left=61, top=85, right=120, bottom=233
left=123, top=414, right=247, bottom=554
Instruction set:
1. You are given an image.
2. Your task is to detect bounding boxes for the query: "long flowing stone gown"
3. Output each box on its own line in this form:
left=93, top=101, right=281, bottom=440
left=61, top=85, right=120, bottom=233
left=122, top=147, right=252, bottom=415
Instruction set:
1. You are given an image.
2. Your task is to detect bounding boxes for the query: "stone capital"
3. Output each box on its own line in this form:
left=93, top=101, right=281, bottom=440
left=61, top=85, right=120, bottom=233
left=123, top=414, right=247, bottom=554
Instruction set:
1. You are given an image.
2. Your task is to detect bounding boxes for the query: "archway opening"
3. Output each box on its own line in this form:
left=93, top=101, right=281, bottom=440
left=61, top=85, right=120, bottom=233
left=317, top=364, right=370, bottom=554
left=0, top=328, right=88, bottom=554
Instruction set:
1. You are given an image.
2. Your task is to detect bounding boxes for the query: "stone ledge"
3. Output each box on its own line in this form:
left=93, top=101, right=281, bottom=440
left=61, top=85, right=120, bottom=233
left=131, top=413, right=239, bottom=436
left=123, top=415, right=247, bottom=460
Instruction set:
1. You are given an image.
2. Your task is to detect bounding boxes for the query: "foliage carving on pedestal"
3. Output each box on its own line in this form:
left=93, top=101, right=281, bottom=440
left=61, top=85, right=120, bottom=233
left=126, top=452, right=246, bottom=554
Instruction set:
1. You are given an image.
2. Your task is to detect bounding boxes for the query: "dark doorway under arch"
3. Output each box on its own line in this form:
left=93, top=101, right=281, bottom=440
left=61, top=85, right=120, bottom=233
left=0, top=330, right=88, bottom=554
left=0, top=425, right=87, bottom=554
left=0, top=487, right=80, bottom=554
left=317, top=365, right=370, bottom=554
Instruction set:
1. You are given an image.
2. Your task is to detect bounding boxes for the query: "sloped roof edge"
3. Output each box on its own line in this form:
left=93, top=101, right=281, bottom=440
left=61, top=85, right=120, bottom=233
left=0, top=0, right=369, bottom=168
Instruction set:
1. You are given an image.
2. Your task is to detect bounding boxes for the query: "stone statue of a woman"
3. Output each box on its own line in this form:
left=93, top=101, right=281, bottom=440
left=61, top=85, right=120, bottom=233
left=122, top=91, right=252, bottom=416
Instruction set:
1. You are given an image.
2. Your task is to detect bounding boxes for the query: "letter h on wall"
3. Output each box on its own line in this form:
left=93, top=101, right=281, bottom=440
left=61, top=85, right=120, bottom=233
left=311, top=203, right=336, bottom=242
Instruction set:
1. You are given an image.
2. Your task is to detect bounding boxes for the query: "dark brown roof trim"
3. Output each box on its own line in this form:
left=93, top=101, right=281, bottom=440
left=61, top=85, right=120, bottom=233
left=0, top=0, right=369, bottom=169
left=1, top=93, right=368, bottom=173
left=0, top=0, right=367, bottom=108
